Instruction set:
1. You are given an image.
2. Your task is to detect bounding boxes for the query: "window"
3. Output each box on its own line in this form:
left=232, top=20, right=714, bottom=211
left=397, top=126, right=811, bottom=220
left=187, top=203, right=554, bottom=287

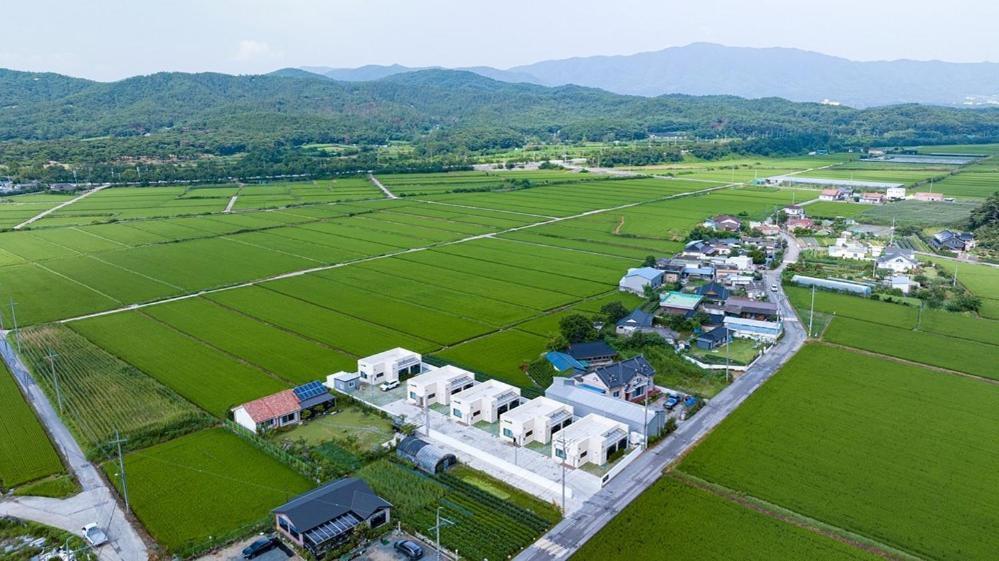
left=502, top=428, right=513, bottom=438
left=409, top=391, right=417, bottom=400
left=452, top=408, right=462, bottom=418
left=555, top=448, right=566, bottom=459
left=281, top=413, right=297, bottom=423
left=580, top=451, right=588, bottom=458
left=613, top=391, right=621, bottom=398
left=525, top=430, right=533, bottom=437
left=427, top=393, right=435, bottom=399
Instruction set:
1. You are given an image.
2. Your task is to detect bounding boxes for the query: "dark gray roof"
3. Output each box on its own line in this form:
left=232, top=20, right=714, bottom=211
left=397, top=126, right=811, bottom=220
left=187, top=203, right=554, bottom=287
left=724, top=297, right=778, bottom=316
left=697, top=327, right=732, bottom=343
left=587, top=356, right=655, bottom=388
left=695, top=282, right=731, bottom=300
left=616, top=309, right=654, bottom=329
left=273, top=478, right=390, bottom=532
left=568, top=341, right=617, bottom=360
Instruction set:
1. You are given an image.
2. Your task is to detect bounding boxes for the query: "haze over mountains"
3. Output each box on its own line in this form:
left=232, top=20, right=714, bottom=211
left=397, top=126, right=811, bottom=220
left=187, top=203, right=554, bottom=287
left=301, top=43, right=999, bottom=108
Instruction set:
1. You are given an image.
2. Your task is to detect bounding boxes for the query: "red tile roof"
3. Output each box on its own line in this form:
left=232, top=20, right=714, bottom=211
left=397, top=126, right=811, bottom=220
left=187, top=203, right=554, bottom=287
left=240, top=390, right=300, bottom=423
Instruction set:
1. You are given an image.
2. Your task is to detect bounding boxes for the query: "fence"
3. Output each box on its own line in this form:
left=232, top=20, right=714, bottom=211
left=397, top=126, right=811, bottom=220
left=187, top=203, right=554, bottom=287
left=600, top=445, right=644, bottom=487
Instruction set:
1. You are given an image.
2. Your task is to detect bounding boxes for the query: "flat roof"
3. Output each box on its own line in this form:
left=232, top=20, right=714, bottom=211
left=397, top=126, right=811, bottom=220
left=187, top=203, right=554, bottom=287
left=452, top=379, right=518, bottom=402
left=407, top=365, right=475, bottom=386
left=359, top=347, right=419, bottom=364
left=553, top=414, right=626, bottom=443
left=546, top=379, right=652, bottom=426
left=502, top=397, right=571, bottom=424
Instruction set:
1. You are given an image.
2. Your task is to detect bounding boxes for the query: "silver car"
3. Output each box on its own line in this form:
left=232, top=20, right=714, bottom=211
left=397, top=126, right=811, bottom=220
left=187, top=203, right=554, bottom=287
left=82, top=523, right=108, bottom=547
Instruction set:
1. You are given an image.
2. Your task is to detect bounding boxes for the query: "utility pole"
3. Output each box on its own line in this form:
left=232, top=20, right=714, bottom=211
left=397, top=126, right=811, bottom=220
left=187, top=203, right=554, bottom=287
left=111, top=430, right=130, bottom=513
left=45, top=349, right=62, bottom=414
left=642, top=390, right=649, bottom=450
left=809, top=285, right=816, bottom=338
left=423, top=400, right=430, bottom=438
left=725, top=330, right=731, bottom=383
left=428, top=506, right=454, bottom=561
left=9, top=298, right=19, bottom=354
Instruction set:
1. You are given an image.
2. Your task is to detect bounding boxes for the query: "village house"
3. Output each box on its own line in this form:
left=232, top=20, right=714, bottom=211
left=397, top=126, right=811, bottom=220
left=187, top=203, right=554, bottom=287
left=724, top=296, right=780, bottom=321
left=695, top=281, right=731, bottom=303
left=704, top=214, right=742, bottom=232
left=887, top=275, right=916, bottom=294
left=828, top=237, right=871, bottom=260
left=567, top=341, right=618, bottom=366
left=694, top=326, right=733, bottom=350
left=876, top=247, right=919, bottom=273
left=786, top=217, right=815, bottom=231
left=615, top=308, right=654, bottom=336
left=499, top=397, right=574, bottom=446
left=273, top=478, right=391, bottom=557
left=819, top=188, right=850, bottom=201
left=860, top=192, right=887, bottom=204
left=653, top=258, right=687, bottom=283
left=886, top=186, right=907, bottom=200
left=406, top=365, right=476, bottom=408
left=914, top=192, right=944, bottom=202
left=546, top=378, right=667, bottom=438
left=930, top=230, right=975, bottom=252
left=571, top=356, right=655, bottom=402
left=618, top=267, right=664, bottom=295
left=231, top=381, right=334, bottom=434
left=659, top=291, right=704, bottom=317
left=783, top=205, right=805, bottom=218
left=357, top=348, right=423, bottom=386
left=450, top=380, right=522, bottom=425
left=724, top=316, right=783, bottom=343
left=551, top=414, right=631, bottom=468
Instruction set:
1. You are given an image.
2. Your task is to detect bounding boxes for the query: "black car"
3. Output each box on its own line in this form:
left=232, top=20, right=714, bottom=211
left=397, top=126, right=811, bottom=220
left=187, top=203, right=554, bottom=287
left=242, top=535, right=277, bottom=559
left=395, top=540, right=425, bottom=560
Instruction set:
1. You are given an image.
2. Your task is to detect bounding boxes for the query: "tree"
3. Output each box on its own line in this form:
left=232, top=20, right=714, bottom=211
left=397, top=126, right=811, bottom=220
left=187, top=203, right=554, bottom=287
left=559, top=314, right=598, bottom=343
left=748, top=248, right=766, bottom=265
left=642, top=255, right=657, bottom=267
left=600, top=301, right=629, bottom=323
left=968, top=192, right=999, bottom=230
left=947, top=293, right=982, bottom=312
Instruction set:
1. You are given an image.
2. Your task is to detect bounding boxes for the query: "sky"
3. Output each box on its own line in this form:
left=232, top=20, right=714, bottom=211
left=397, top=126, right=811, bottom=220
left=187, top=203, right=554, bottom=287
left=3, top=0, right=998, bottom=81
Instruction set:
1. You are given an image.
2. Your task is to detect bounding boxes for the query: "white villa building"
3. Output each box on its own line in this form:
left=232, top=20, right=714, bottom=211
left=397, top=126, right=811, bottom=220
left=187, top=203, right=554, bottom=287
left=357, top=348, right=423, bottom=386
left=406, top=365, right=476, bottom=408
left=450, top=380, right=521, bottom=425
left=551, top=414, right=630, bottom=468
left=499, top=397, right=574, bottom=446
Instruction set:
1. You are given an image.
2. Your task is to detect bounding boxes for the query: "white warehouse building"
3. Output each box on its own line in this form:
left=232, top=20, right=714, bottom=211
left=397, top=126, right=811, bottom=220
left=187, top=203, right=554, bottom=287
left=357, top=348, right=423, bottom=386
left=450, top=380, right=521, bottom=425
left=406, top=365, right=476, bottom=408
left=551, top=414, right=630, bottom=468
left=499, top=397, right=574, bottom=446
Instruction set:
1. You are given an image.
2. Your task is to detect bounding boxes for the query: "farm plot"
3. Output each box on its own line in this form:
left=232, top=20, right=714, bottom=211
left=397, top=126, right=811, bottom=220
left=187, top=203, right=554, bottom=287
left=17, top=325, right=209, bottom=454
left=40, top=255, right=182, bottom=303
left=376, top=170, right=586, bottom=196
left=207, top=286, right=437, bottom=356
left=785, top=286, right=918, bottom=329
left=387, top=203, right=538, bottom=229
left=433, top=329, right=545, bottom=389
left=0, top=192, right=74, bottom=229
left=40, top=186, right=229, bottom=225
left=925, top=256, right=999, bottom=319
left=0, top=263, right=119, bottom=325
left=0, top=361, right=64, bottom=490
left=854, top=200, right=976, bottom=227
left=679, top=345, right=999, bottom=561
left=573, top=476, right=881, bottom=561
left=358, top=460, right=556, bottom=561
left=798, top=167, right=948, bottom=185
left=927, top=170, right=999, bottom=199
left=107, top=428, right=312, bottom=556
left=823, top=316, right=998, bottom=380
left=69, top=311, right=287, bottom=417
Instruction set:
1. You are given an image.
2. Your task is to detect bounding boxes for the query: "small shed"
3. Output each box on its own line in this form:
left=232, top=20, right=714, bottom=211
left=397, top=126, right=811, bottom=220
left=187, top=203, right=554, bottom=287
left=396, top=436, right=457, bottom=474
left=326, top=371, right=361, bottom=393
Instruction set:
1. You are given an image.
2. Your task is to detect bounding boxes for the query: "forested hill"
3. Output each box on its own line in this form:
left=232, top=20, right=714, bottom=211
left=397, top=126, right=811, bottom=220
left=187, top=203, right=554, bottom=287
left=2, top=67, right=999, bottom=151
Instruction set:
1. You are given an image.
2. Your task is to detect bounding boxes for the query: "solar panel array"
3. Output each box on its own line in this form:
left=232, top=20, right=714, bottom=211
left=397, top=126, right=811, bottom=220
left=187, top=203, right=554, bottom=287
left=294, top=381, right=328, bottom=402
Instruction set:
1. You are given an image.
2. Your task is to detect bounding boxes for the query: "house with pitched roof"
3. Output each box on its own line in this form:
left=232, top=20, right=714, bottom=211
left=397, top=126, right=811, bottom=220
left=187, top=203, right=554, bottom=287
left=567, top=341, right=618, bottom=366
left=876, top=247, right=919, bottom=273
left=930, top=230, right=975, bottom=252
left=231, top=381, right=334, bottom=433
left=571, top=356, right=655, bottom=402
left=618, top=267, right=664, bottom=295
left=273, top=478, right=391, bottom=557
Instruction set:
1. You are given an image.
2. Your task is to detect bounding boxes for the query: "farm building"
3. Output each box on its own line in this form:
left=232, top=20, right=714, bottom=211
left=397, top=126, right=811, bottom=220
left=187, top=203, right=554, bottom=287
left=695, top=327, right=733, bottom=350
left=546, top=377, right=666, bottom=437
left=791, top=275, right=872, bottom=296
left=724, top=297, right=779, bottom=321
left=567, top=341, right=618, bottom=366
left=659, top=291, right=704, bottom=316
left=231, top=381, right=334, bottom=434
left=396, top=436, right=457, bottom=474
left=914, top=192, right=944, bottom=202
left=766, top=175, right=904, bottom=191
left=572, top=356, right=655, bottom=402
left=406, top=365, right=476, bottom=407
left=724, top=317, right=783, bottom=343
left=618, top=267, right=664, bottom=295
left=326, top=371, right=360, bottom=393
left=876, top=247, right=919, bottom=273
left=450, top=380, right=522, bottom=425
left=273, top=478, right=391, bottom=557
left=615, top=308, right=654, bottom=336
left=358, top=348, right=423, bottom=386
left=551, top=414, right=631, bottom=468
left=499, top=397, right=574, bottom=446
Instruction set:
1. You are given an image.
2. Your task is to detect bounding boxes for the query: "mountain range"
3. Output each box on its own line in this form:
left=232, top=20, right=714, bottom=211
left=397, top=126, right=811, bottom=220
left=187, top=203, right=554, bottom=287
left=300, top=43, right=999, bottom=108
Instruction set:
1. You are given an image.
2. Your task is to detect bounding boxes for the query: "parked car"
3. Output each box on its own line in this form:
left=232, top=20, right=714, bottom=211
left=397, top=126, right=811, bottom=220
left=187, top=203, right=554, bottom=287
left=395, top=539, right=425, bottom=560
left=380, top=380, right=400, bottom=392
left=664, top=394, right=680, bottom=410
left=770, top=283, right=779, bottom=292
left=242, top=535, right=278, bottom=559
left=81, top=524, right=108, bottom=547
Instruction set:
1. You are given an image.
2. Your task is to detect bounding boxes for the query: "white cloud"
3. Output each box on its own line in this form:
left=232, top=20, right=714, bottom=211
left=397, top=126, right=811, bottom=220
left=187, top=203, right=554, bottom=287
left=234, top=39, right=275, bottom=62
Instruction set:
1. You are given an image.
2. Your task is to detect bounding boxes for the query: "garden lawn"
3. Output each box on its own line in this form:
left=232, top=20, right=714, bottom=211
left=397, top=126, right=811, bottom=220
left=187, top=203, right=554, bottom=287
left=107, top=429, right=312, bottom=556
left=277, top=407, right=394, bottom=452
left=679, top=345, right=999, bottom=561
left=572, top=476, right=881, bottom=561
left=0, top=361, right=63, bottom=489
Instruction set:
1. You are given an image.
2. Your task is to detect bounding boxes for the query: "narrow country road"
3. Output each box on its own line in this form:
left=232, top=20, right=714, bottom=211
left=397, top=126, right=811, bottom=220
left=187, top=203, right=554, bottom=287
left=0, top=335, right=149, bottom=561
left=514, top=235, right=806, bottom=561
left=14, top=184, right=110, bottom=230
left=368, top=173, right=398, bottom=199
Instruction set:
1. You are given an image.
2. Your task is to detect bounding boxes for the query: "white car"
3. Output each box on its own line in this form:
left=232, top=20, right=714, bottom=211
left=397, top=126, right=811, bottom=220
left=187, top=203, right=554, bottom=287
left=379, top=380, right=400, bottom=392
left=82, top=523, right=108, bottom=547
left=770, top=283, right=779, bottom=292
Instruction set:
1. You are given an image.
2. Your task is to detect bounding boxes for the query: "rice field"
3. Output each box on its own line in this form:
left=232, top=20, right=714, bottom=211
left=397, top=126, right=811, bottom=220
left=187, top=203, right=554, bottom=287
left=0, top=360, right=64, bottom=489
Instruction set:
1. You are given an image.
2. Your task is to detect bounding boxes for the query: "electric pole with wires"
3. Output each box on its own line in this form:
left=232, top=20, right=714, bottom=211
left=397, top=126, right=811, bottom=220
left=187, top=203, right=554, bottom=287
left=45, top=348, right=62, bottom=414
left=428, top=506, right=455, bottom=561
left=110, top=430, right=130, bottom=513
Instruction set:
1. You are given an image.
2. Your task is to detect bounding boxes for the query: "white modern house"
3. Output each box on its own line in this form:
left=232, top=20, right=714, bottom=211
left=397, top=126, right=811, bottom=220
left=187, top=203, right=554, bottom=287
left=357, top=348, right=423, bottom=386
left=618, top=267, right=664, bottom=295
left=876, top=247, right=919, bottom=273
left=551, top=414, right=630, bottom=468
left=499, top=397, right=574, bottom=446
left=450, top=380, right=521, bottom=425
left=828, top=239, right=870, bottom=260
left=406, top=365, right=476, bottom=407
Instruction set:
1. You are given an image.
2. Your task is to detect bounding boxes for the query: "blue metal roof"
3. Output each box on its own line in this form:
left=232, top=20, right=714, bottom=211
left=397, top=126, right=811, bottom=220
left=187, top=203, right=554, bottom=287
left=626, top=267, right=663, bottom=281
left=546, top=351, right=588, bottom=372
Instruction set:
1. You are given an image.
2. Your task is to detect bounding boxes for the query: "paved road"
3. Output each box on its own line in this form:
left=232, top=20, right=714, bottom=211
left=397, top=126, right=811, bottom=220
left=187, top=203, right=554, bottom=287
left=0, top=335, right=149, bottom=561
left=367, top=173, right=398, bottom=199
left=14, top=184, right=110, bottom=230
left=514, top=235, right=806, bottom=561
